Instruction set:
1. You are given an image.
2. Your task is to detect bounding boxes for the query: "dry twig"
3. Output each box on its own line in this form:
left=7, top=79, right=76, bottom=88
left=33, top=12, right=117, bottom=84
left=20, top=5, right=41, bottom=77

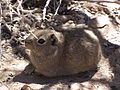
left=54, top=0, right=62, bottom=15
left=42, top=0, right=52, bottom=20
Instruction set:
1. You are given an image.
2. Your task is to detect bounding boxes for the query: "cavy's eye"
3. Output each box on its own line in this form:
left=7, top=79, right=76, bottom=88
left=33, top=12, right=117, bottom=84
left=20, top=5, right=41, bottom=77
left=37, top=38, right=46, bottom=45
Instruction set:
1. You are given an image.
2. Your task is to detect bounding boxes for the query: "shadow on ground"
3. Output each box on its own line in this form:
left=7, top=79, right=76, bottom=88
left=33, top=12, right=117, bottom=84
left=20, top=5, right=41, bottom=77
left=13, top=69, right=97, bottom=84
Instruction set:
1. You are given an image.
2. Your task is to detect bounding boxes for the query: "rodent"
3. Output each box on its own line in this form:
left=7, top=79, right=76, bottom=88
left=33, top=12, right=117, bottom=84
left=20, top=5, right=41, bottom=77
left=25, top=26, right=102, bottom=77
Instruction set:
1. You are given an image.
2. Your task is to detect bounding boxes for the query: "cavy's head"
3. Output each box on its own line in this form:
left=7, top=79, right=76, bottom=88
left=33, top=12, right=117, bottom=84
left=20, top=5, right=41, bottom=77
left=25, top=29, right=64, bottom=56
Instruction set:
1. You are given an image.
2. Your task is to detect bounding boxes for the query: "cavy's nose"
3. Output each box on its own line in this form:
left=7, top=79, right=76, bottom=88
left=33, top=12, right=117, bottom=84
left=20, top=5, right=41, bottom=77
left=37, top=38, right=46, bottom=44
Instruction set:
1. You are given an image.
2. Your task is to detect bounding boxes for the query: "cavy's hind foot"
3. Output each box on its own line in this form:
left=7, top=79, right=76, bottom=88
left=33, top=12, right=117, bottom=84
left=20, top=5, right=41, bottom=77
left=23, top=63, right=35, bottom=75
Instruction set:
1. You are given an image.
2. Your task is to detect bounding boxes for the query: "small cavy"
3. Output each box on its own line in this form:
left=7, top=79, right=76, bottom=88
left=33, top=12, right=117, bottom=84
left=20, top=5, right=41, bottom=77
left=25, top=26, right=102, bottom=77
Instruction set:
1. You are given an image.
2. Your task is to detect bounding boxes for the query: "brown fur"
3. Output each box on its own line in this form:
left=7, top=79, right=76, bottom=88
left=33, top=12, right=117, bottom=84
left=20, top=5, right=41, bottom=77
left=25, top=26, right=102, bottom=77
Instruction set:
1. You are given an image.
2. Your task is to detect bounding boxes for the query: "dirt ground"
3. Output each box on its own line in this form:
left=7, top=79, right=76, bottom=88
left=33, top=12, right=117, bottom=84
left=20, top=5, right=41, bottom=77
left=1, top=0, right=120, bottom=90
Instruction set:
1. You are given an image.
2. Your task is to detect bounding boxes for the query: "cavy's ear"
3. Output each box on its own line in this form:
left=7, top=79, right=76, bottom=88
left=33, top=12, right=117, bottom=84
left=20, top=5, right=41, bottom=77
left=50, top=34, right=58, bottom=46
left=25, top=39, right=33, bottom=49
left=25, top=39, right=32, bottom=44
